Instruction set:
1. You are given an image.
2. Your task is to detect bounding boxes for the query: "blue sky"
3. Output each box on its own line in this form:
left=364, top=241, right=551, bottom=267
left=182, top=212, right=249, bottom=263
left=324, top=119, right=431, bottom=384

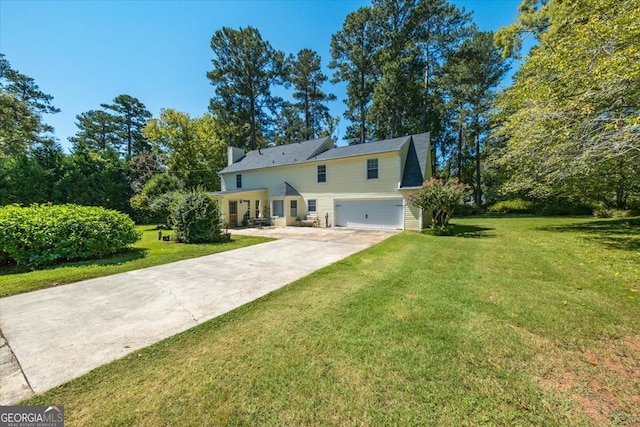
left=1, top=0, right=523, bottom=151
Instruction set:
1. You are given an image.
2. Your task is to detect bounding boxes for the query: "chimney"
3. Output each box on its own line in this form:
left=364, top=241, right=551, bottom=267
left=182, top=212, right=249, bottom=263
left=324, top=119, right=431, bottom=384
left=227, top=146, right=244, bottom=166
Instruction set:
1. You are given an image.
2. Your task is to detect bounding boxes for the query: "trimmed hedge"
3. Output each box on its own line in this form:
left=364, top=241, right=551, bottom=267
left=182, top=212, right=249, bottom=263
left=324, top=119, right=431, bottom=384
left=0, top=204, right=141, bottom=266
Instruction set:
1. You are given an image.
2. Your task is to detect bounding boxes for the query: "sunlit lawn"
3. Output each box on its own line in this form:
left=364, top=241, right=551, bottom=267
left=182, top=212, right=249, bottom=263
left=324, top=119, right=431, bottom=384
left=23, top=217, right=640, bottom=425
left=0, top=226, right=272, bottom=297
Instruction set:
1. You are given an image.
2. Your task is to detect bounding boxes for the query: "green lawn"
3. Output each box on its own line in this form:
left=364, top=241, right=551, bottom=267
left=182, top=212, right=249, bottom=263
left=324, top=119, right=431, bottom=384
left=0, top=226, right=272, bottom=297
left=23, top=217, right=640, bottom=426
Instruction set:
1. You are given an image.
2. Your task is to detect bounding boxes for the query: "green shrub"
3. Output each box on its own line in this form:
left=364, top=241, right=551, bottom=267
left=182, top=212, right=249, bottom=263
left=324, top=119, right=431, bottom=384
left=533, top=201, right=592, bottom=216
left=408, top=178, right=472, bottom=234
left=142, top=174, right=184, bottom=199
left=170, top=190, right=222, bottom=243
left=627, top=197, right=640, bottom=216
left=593, top=208, right=633, bottom=218
left=0, top=204, right=141, bottom=266
left=149, top=191, right=184, bottom=226
left=129, top=174, right=184, bottom=223
left=487, top=199, right=535, bottom=214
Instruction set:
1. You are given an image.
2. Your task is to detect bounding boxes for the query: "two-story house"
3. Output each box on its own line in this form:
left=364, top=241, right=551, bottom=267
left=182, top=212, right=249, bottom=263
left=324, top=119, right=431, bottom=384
left=214, top=133, right=431, bottom=231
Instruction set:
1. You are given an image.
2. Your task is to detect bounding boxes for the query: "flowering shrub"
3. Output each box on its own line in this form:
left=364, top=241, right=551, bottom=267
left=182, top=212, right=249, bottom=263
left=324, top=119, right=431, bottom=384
left=408, top=178, right=471, bottom=234
left=0, top=204, right=140, bottom=266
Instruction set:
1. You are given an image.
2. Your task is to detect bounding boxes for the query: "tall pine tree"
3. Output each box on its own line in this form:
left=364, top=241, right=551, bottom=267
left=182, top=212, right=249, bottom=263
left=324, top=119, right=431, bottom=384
left=208, top=26, right=288, bottom=150
left=288, top=49, right=336, bottom=141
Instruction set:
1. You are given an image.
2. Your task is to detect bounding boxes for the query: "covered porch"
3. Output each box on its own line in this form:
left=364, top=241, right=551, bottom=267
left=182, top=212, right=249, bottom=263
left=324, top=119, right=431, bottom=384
left=211, top=189, right=269, bottom=228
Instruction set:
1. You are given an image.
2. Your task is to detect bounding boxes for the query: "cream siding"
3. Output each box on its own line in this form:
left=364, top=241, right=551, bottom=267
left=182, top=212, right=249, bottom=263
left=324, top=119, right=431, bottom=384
left=222, top=151, right=401, bottom=196
left=218, top=136, right=430, bottom=230
left=403, top=199, right=423, bottom=231
left=221, top=152, right=405, bottom=228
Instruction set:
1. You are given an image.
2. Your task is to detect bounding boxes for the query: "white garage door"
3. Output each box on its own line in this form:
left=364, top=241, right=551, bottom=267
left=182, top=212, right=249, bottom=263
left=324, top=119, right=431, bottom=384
left=335, top=199, right=404, bottom=229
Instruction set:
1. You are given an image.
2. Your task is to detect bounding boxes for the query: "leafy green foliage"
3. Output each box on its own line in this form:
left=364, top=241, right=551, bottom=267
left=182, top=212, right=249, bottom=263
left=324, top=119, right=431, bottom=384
left=0, top=140, right=65, bottom=205
left=493, top=0, right=640, bottom=208
left=126, top=152, right=164, bottom=194
left=408, top=177, right=471, bottom=233
left=55, top=149, right=131, bottom=212
left=144, top=110, right=226, bottom=189
left=129, top=173, right=184, bottom=223
left=487, top=199, right=535, bottom=214
left=170, top=190, right=222, bottom=243
left=0, top=204, right=140, bottom=266
left=149, top=191, right=184, bottom=226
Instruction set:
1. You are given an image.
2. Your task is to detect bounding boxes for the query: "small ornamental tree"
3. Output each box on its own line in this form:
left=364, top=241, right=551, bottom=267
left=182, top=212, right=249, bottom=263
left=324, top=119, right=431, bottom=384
left=170, top=189, right=222, bottom=243
left=408, top=178, right=471, bottom=234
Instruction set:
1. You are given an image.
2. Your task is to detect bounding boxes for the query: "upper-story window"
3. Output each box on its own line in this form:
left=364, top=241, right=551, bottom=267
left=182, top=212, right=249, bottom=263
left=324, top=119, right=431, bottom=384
left=367, top=158, right=379, bottom=180
left=236, top=174, right=242, bottom=188
left=317, top=165, right=326, bottom=183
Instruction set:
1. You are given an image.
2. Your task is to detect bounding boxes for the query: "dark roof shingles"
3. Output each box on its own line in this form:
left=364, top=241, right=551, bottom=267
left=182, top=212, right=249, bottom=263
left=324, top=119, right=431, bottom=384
left=220, top=137, right=331, bottom=174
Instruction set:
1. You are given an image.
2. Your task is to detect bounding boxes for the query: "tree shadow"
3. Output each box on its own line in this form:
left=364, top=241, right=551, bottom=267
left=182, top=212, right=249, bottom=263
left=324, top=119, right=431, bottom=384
left=450, top=224, right=495, bottom=238
left=541, top=218, right=640, bottom=252
left=0, top=247, right=147, bottom=276
left=420, top=224, right=494, bottom=238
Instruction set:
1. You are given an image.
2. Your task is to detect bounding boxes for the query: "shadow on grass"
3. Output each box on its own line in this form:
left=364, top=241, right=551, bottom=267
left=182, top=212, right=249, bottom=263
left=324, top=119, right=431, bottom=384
left=541, top=217, right=640, bottom=251
left=421, top=224, right=495, bottom=238
left=451, top=224, right=495, bottom=238
left=0, top=247, right=148, bottom=277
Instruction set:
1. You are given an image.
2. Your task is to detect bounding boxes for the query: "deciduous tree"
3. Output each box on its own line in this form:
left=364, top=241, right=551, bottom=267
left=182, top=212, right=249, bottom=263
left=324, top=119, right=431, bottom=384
left=144, top=109, right=226, bottom=190
left=493, top=0, right=640, bottom=208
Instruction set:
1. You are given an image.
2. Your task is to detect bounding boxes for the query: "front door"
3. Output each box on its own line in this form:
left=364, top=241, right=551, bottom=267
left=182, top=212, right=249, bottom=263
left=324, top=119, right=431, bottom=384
left=229, top=201, right=238, bottom=227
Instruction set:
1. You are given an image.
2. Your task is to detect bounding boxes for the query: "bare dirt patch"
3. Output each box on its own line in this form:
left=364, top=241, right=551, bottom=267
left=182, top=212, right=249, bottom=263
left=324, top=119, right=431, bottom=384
left=538, top=336, right=640, bottom=425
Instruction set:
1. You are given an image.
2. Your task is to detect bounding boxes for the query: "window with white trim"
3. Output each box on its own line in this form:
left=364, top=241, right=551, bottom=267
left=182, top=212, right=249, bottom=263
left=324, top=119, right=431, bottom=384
left=290, top=200, right=298, bottom=217
left=317, top=165, right=326, bottom=183
left=272, top=200, right=284, bottom=217
left=236, top=174, right=242, bottom=188
left=308, top=199, right=317, bottom=212
left=367, top=158, right=379, bottom=180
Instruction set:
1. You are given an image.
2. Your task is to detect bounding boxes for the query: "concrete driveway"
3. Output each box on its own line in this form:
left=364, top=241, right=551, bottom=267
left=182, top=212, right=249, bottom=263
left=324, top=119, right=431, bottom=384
left=0, top=227, right=398, bottom=404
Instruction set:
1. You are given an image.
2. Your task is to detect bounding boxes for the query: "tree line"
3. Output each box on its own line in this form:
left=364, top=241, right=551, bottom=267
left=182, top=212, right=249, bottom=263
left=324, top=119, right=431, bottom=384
left=1, top=0, right=638, bottom=215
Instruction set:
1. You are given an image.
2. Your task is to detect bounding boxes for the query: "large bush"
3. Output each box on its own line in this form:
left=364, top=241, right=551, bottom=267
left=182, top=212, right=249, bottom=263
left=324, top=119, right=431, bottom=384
left=0, top=204, right=141, bottom=266
left=408, top=178, right=471, bottom=234
left=487, top=199, right=535, bottom=214
left=129, top=173, right=184, bottom=223
left=170, top=190, right=222, bottom=243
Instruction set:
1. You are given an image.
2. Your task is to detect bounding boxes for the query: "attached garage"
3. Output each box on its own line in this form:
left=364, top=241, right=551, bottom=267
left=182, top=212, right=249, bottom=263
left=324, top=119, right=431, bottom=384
left=335, top=198, right=404, bottom=230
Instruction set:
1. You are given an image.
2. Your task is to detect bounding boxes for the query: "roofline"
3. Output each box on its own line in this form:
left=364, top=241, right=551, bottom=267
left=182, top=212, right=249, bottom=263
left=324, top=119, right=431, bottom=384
left=210, top=188, right=268, bottom=196
left=221, top=144, right=405, bottom=175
